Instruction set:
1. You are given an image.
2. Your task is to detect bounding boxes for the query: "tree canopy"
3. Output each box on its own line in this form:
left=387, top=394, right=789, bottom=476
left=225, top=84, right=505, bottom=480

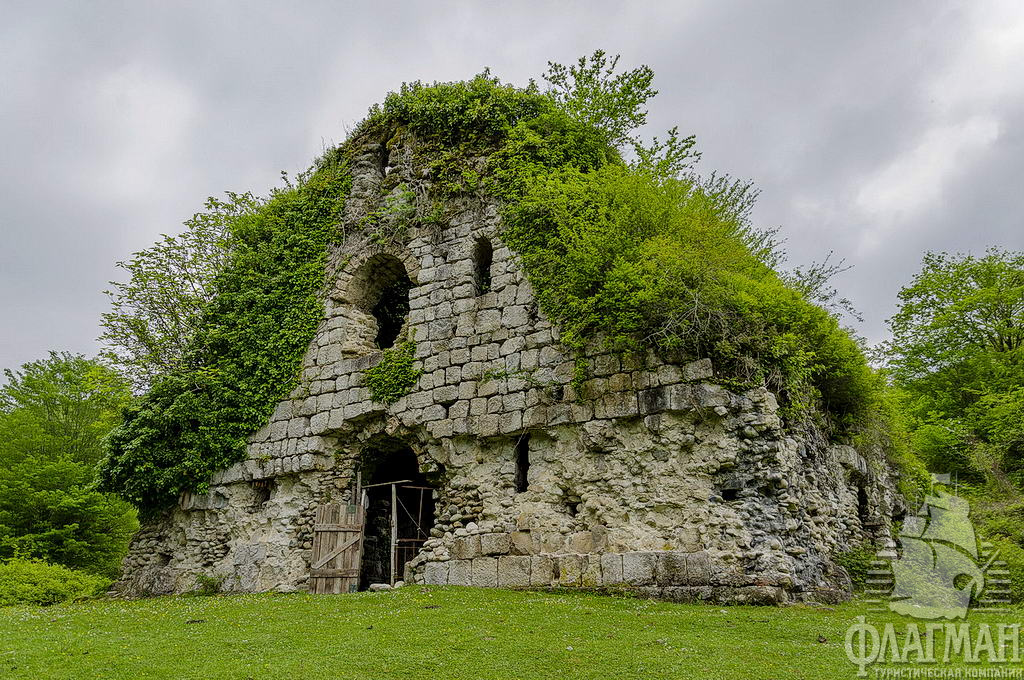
left=0, top=353, right=136, bottom=576
left=100, top=192, right=259, bottom=391
left=880, top=249, right=1024, bottom=488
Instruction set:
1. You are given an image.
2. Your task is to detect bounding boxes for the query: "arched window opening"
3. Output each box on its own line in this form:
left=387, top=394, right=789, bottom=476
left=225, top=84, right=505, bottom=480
left=473, top=237, right=493, bottom=295
left=251, top=479, right=272, bottom=509
left=348, top=254, right=415, bottom=351
left=514, top=433, right=530, bottom=493
left=372, top=275, right=412, bottom=349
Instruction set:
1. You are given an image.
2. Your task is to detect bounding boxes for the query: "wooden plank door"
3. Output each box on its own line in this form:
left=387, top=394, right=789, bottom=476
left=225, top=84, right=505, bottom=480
left=309, top=501, right=364, bottom=594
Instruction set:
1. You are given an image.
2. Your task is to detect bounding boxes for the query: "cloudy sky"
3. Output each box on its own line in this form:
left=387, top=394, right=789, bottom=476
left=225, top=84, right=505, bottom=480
left=2, top=1, right=1022, bottom=375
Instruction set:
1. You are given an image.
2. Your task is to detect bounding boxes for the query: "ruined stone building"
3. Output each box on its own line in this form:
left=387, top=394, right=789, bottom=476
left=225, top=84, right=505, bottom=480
left=115, top=130, right=903, bottom=604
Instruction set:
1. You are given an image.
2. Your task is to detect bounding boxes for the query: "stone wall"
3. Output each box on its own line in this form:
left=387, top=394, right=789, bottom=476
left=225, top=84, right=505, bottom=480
left=114, top=132, right=904, bottom=603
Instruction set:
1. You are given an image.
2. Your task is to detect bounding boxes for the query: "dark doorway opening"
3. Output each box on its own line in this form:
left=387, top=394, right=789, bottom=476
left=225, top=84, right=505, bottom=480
left=857, top=486, right=870, bottom=524
left=358, top=438, right=436, bottom=589
left=372, top=274, right=413, bottom=349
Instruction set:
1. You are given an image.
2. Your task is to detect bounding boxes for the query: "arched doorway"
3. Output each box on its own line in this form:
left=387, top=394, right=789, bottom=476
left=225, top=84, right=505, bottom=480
left=358, top=437, right=437, bottom=589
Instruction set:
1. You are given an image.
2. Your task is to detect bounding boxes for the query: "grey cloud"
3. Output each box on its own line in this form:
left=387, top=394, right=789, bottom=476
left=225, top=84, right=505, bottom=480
left=1, top=1, right=1022, bottom=374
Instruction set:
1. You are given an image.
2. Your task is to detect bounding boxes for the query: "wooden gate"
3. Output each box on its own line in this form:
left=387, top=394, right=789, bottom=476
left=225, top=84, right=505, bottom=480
left=309, top=500, right=365, bottom=594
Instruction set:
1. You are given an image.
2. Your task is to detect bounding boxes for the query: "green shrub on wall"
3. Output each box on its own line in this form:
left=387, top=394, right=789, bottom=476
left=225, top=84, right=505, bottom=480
left=365, top=342, right=422, bottom=406
left=378, top=69, right=878, bottom=428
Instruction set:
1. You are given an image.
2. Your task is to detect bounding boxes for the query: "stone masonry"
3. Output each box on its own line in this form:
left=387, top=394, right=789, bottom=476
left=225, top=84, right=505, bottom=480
left=114, top=130, right=905, bottom=604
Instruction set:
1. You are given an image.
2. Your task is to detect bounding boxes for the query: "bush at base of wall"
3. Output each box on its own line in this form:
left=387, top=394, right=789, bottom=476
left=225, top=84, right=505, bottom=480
left=0, top=559, right=111, bottom=607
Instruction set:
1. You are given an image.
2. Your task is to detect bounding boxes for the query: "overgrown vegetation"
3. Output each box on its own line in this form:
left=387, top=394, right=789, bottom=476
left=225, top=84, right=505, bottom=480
left=835, top=544, right=879, bottom=592
left=358, top=53, right=880, bottom=437
left=97, top=151, right=352, bottom=512
left=192, top=573, right=223, bottom=596
left=364, top=341, right=422, bottom=405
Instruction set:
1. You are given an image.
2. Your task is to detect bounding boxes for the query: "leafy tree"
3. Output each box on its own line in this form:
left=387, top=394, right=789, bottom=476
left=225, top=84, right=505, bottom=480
left=99, top=154, right=351, bottom=512
left=880, top=249, right=1024, bottom=486
left=883, top=248, right=1024, bottom=384
left=543, top=50, right=700, bottom=180
left=1, top=352, right=132, bottom=466
left=542, top=50, right=656, bottom=149
left=0, top=353, right=136, bottom=576
left=100, top=192, right=259, bottom=390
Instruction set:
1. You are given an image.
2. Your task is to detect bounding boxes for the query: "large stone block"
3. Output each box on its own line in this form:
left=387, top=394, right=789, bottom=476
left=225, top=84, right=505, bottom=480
left=523, top=405, right=547, bottom=428
left=558, top=554, right=583, bottom=586
left=472, top=557, right=498, bottom=587
left=597, top=392, right=639, bottom=419
left=638, top=385, right=695, bottom=415
left=497, top=556, right=531, bottom=588
left=622, top=552, right=658, bottom=586
left=581, top=555, right=602, bottom=587
left=452, top=535, right=481, bottom=560
left=536, top=531, right=566, bottom=553
left=498, top=411, right=523, bottom=434
left=510, top=531, right=532, bottom=556
left=682, top=358, right=714, bottom=382
left=480, top=533, right=511, bottom=556
left=600, top=553, right=623, bottom=585
left=657, top=552, right=689, bottom=586
left=423, top=561, right=449, bottom=586
left=529, top=556, right=556, bottom=587
left=448, top=559, right=472, bottom=586
left=685, top=551, right=712, bottom=586
left=692, top=384, right=730, bottom=410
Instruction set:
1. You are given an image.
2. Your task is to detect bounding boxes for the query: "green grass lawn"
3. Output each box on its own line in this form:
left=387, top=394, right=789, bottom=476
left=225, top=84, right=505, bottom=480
left=1, top=587, right=1020, bottom=679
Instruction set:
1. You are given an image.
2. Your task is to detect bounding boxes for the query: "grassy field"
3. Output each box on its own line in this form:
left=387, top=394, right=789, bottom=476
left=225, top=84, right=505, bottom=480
left=1, top=587, right=1020, bottom=679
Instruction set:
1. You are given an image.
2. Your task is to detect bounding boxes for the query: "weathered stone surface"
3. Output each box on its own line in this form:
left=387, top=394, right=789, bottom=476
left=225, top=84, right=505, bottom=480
left=423, top=561, right=449, bottom=586
left=480, top=533, right=511, bottom=556
left=558, top=554, right=583, bottom=586
left=581, top=555, right=602, bottom=588
left=472, top=557, right=498, bottom=587
left=600, top=553, right=623, bottom=585
left=452, top=535, right=481, bottom=560
left=530, top=556, right=556, bottom=587
left=510, top=531, right=532, bottom=556
left=685, top=552, right=712, bottom=586
left=657, top=552, right=689, bottom=587
left=448, top=559, right=472, bottom=586
left=497, top=556, right=531, bottom=588
left=622, top=552, right=658, bottom=586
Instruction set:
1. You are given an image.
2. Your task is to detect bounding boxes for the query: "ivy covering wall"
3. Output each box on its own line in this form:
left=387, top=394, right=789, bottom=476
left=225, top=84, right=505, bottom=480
left=98, top=151, right=351, bottom=512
